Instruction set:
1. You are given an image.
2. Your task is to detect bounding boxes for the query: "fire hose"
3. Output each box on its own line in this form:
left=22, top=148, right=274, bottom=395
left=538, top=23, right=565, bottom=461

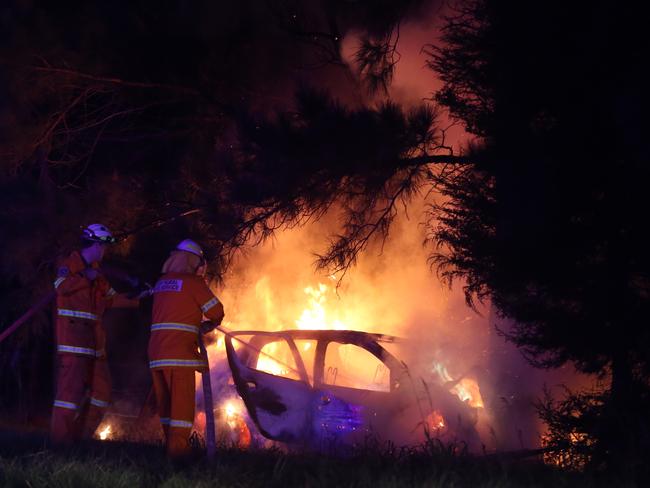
left=111, top=208, right=201, bottom=242
left=198, top=334, right=216, bottom=459
left=0, top=267, right=148, bottom=346
left=0, top=291, right=56, bottom=345
left=0, top=208, right=201, bottom=345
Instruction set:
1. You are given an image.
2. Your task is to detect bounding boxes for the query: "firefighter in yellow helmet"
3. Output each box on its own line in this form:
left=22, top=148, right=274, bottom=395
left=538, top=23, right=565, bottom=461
left=148, top=239, right=224, bottom=459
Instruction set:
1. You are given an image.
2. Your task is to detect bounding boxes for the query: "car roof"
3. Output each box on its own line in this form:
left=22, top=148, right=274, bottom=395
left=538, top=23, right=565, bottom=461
left=226, top=328, right=402, bottom=344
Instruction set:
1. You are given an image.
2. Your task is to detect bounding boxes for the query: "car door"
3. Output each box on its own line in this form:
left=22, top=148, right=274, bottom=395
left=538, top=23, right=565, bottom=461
left=225, top=331, right=321, bottom=444
left=311, top=338, right=410, bottom=445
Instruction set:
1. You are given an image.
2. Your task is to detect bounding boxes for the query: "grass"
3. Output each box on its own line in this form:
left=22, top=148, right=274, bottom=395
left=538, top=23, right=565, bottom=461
left=0, top=429, right=631, bottom=488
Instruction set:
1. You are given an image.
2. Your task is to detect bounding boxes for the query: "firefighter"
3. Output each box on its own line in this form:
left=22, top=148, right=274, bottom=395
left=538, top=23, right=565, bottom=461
left=148, top=239, right=224, bottom=459
left=51, top=223, right=138, bottom=443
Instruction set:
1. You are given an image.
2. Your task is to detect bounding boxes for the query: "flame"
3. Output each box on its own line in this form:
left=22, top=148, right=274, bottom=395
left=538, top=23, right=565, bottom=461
left=257, top=342, right=293, bottom=377
left=251, top=282, right=394, bottom=389
left=97, top=424, right=112, bottom=441
left=242, top=282, right=487, bottom=403
left=224, top=401, right=240, bottom=429
left=201, top=212, right=492, bottom=449
left=542, top=431, right=592, bottom=469
left=451, top=378, right=484, bottom=408
left=221, top=400, right=251, bottom=448
left=295, top=283, right=346, bottom=330
left=433, top=363, right=484, bottom=408
left=426, top=410, right=446, bottom=431
left=255, top=283, right=350, bottom=378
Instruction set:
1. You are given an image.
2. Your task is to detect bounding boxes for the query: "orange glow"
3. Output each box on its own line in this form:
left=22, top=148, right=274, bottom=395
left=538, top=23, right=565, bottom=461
left=451, top=378, right=484, bottom=408
left=222, top=400, right=251, bottom=448
left=201, top=211, right=491, bottom=447
left=295, top=283, right=346, bottom=330
left=257, top=341, right=295, bottom=378
left=223, top=401, right=240, bottom=429
left=97, top=423, right=112, bottom=441
left=426, top=410, right=446, bottom=431
left=225, top=280, right=488, bottom=402
left=433, top=362, right=484, bottom=408
left=248, top=282, right=396, bottom=390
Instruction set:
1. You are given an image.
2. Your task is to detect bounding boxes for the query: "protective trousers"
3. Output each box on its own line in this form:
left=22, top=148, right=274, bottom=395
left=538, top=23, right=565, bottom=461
left=151, top=368, right=196, bottom=459
left=50, top=354, right=111, bottom=443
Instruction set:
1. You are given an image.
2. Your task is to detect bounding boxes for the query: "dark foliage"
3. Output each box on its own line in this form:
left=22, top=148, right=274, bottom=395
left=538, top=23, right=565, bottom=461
left=427, top=0, right=650, bottom=478
left=225, top=88, right=461, bottom=275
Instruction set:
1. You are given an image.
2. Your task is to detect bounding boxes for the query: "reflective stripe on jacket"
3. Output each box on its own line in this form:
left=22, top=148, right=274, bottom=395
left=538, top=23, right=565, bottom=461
left=58, top=309, right=100, bottom=321
left=148, top=272, right=224, bottom=370
left=56, top=344, right=105, bottom=357
left=151, top=322, right=199, bottom=334
left=54, top=251, right=114, bottom=356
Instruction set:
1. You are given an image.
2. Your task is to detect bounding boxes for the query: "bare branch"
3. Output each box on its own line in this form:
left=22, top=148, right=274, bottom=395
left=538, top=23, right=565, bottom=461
left=31, top=66, right=201, bottom=96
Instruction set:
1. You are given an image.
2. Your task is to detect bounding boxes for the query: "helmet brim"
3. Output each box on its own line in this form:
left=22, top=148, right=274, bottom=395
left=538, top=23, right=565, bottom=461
left=83, top=235, right=116, bottom=244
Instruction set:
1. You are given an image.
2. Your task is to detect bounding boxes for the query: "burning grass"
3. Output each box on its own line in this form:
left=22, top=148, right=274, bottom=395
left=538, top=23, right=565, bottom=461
left=0, top=428, right=617, bottom=488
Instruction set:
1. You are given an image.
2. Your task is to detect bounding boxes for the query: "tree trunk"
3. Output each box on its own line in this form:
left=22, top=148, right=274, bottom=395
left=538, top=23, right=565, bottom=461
left=603, top=350, right=635, bottom=479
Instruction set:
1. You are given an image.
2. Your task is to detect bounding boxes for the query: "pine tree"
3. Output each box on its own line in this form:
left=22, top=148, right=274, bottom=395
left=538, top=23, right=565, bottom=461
left=427, top=0, right=650, bottom=476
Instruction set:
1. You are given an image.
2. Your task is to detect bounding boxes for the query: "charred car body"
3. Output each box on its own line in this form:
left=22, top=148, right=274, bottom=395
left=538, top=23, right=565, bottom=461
left=225, top=329, right=482, bottom=450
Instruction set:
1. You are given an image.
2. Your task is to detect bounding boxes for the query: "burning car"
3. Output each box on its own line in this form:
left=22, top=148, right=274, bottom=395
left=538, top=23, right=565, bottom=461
left=224, top=329, right=483, bottom=450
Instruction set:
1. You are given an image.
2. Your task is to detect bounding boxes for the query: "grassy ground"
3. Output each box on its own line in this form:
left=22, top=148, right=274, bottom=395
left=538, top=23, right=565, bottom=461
left=0, top=429, right=629, bottom=488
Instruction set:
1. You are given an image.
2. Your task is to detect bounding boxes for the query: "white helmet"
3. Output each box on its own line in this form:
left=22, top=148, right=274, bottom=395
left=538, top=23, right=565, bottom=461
left=82, top=223, right=116, bottom=244
left=176, top=239, right=204, bottom=259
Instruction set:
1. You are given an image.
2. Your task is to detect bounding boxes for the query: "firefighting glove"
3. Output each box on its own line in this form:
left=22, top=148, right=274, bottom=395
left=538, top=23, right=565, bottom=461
left=200, top=320, right=216, bottom=334
left=129, top=283, right=153, bottom=300
left=83, top=268, right=100, bottom=281
left=135, top=283, right=153, bottom=300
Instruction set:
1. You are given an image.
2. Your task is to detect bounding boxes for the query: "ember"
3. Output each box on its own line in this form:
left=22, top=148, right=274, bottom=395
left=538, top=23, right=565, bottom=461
left=97, top=423, right=112, bottom=441
left=426, top=410, right=446, bottom=431
left=220, top=400, right=252, bottom=448
left=223, top=401, right=240, bottom=428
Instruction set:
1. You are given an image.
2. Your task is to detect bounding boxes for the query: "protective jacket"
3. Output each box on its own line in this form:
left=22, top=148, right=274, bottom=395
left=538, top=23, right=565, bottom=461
left=148, top=272, right=224, bottom=370
left=54, top=251, right=115, bottom=358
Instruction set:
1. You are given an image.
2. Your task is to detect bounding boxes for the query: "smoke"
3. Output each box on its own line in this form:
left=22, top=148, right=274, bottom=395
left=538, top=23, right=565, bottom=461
left=216, top=198, right=479, bottom=337
left=209, top=194, right=594, bottom=452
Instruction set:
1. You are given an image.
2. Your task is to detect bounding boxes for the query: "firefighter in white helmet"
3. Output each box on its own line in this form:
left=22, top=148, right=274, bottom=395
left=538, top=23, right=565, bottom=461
left=51, top=224, right=140, bottom=443
left=148, top=239, right=224, bottom=459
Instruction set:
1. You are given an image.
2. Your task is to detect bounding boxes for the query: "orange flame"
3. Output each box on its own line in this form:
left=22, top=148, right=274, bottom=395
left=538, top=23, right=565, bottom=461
left=250, top=282, right=395, bottom=388
left=426, top=410, right=446, bottom=431
left=97, top=423, right=112, bottom=441
left=221, top=400, right=251, bottom=448
left=451, top=378, right=484, bottom=408
left=433, top=362, right=484, bottom=408
left=295, top=283, right=346, bottom=330
left=203, top=210, right=492, bottom=449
